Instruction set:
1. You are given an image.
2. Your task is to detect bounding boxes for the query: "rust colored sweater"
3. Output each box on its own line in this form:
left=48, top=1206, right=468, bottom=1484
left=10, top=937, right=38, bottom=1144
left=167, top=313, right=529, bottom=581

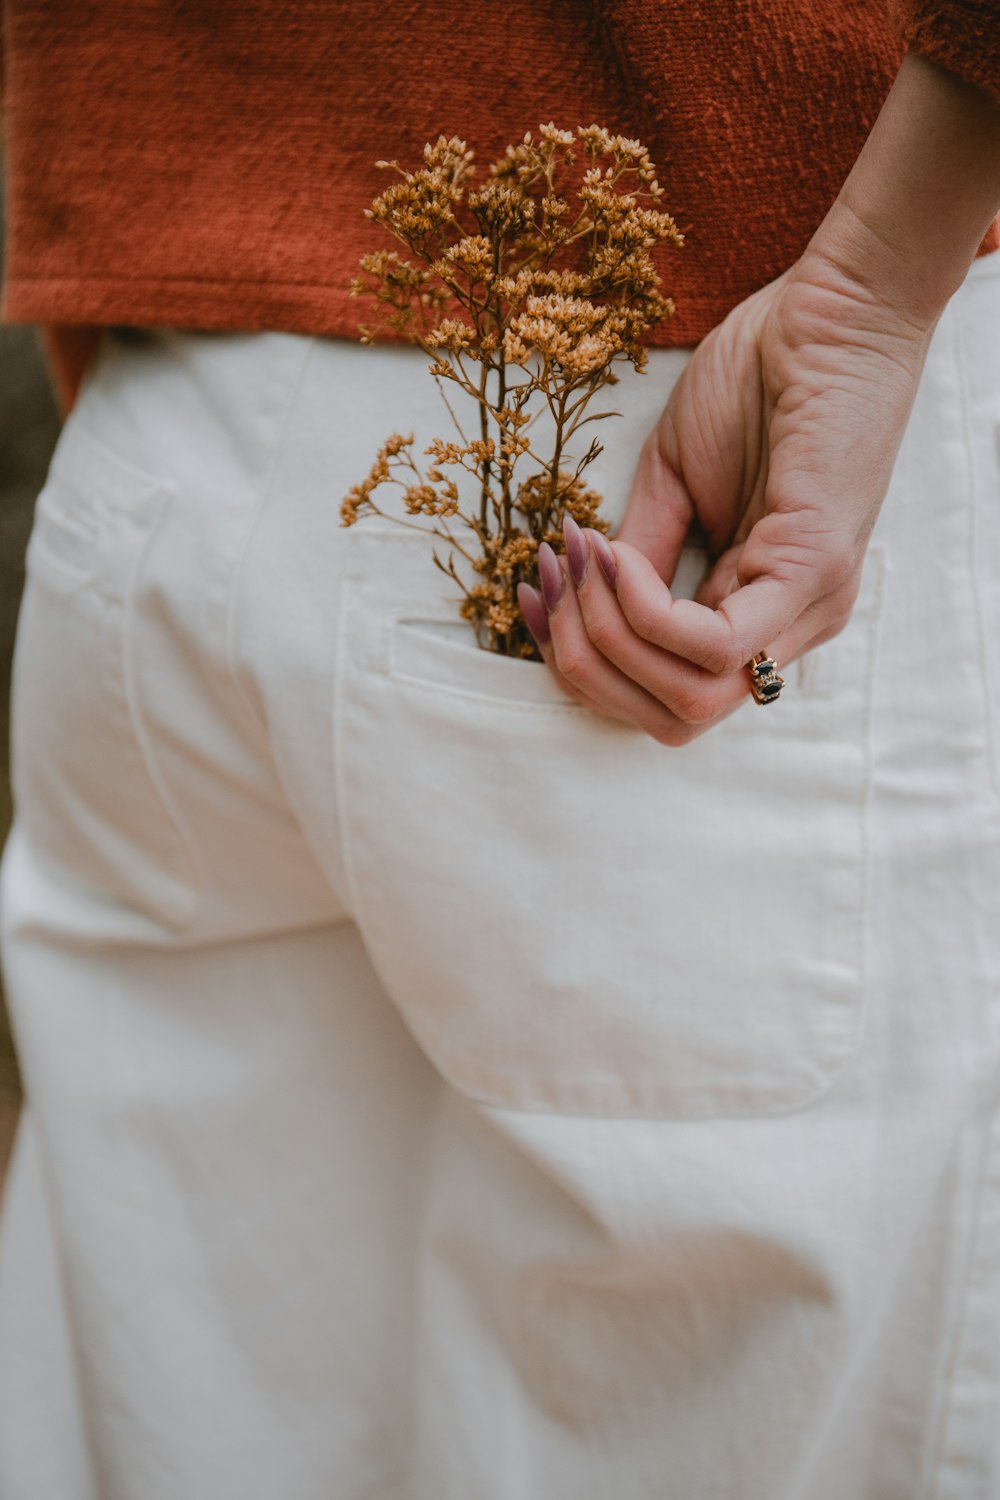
left=1, top=1, right=999, bottom=408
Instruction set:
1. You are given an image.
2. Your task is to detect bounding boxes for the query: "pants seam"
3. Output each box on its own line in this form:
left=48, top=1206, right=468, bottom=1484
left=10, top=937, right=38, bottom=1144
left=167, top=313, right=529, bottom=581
left=223, top=336, right=317, bottom=738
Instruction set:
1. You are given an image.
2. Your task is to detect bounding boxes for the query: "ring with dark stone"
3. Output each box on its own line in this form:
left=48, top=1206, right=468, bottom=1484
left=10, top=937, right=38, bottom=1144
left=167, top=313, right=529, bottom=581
left=748, top=652, right=785, bottom=705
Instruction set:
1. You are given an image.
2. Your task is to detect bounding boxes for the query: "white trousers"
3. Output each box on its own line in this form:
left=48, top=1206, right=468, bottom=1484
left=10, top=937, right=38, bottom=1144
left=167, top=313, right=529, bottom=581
left=2, top=252, right=1000, bottom=1499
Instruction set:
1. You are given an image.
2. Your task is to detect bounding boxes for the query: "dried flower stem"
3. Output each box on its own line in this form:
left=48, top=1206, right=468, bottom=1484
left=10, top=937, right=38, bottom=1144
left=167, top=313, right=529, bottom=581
left=342, top=124, right=682, bottom=656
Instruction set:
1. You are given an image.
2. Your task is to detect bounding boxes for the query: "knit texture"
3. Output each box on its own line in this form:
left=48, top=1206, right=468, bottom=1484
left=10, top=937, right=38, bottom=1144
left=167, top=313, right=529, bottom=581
left=890, top=0, right=1000, bottom=103
left=1, top=0, right=997, bottom=407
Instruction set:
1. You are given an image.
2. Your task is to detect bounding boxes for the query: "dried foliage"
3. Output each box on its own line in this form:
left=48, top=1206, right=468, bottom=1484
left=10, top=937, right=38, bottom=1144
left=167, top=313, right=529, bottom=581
left=342, top=124, right=682, bottom=656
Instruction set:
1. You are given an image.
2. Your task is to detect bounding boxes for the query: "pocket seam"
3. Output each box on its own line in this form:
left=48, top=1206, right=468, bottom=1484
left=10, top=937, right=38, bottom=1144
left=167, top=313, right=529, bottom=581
left=119, top=482, right=203, bottom=928
left=389, top=611, right=590, bottom=714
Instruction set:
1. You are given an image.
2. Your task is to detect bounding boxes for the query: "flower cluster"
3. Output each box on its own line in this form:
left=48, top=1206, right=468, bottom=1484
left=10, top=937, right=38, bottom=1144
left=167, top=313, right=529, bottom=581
left=343, top=123, right=682, bottom=656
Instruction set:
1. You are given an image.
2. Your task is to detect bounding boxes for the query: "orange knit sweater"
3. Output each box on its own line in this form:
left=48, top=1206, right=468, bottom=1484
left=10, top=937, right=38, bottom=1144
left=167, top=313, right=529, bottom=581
left=2, top=1, right=998, bottom=408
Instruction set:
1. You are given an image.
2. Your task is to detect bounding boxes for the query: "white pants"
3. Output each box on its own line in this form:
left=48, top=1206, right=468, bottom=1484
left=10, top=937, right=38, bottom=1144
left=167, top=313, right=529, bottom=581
left=2, top=252, right=1000, bottom=1499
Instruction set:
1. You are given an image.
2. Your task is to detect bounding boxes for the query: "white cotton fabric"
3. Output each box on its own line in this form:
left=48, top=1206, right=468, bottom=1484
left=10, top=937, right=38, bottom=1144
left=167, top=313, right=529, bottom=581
left=1, top=251, right=1000, bottom=1499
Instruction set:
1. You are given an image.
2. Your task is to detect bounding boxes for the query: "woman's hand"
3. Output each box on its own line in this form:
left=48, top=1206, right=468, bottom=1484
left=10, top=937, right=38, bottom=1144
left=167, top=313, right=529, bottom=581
left=518, top=251, right=932, bottom=744
left=516, top=52, right=1000, bottom=744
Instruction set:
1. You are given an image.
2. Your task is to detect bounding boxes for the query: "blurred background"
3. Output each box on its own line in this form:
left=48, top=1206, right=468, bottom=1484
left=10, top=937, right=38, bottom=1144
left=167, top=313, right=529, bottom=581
left=0, top=149, right=62, bottom=1181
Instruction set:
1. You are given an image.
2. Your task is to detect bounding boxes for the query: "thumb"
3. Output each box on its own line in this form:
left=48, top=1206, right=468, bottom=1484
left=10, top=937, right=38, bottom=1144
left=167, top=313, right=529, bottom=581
left=614, top=426, right=693, bottom=586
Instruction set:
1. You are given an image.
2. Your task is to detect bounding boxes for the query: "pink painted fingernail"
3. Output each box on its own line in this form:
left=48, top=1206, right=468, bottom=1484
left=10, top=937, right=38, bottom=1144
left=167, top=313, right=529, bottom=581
left=586, top=528, right=618, bottom=589
left=516, top=582, right=551, bottom=646
left=563, top=514, right=589, bottom=588
left=537, top=542, right=564, bottom=613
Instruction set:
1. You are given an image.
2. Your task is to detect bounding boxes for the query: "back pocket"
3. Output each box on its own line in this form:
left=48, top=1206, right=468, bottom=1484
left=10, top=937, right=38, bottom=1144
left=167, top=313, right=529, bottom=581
left=335, top=523, right=886, bottom=1119
left=13, top=421, right=198, bottom=930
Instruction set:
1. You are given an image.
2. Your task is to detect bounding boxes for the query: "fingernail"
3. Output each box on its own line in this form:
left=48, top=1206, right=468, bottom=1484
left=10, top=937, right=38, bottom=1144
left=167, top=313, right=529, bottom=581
left=586, top=528, right=618, bottom=589
left=516, top=581, right=551, bottom=646
left=563, top=514, right=589, bottom=588
left=537, top=542, right=564, bottom=613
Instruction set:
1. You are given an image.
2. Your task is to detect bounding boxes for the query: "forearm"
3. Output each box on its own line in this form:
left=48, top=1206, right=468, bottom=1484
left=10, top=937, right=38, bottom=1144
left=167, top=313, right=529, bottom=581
left=807, top=50, right=1000, bottom=326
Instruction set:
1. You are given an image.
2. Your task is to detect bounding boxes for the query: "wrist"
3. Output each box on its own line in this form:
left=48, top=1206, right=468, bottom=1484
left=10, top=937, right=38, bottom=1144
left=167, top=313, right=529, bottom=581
left=806, top=51, right=1000, bottom=329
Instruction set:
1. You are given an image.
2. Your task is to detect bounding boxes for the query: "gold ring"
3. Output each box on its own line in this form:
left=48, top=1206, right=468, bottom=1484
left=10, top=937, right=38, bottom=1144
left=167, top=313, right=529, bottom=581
left=748, top=652, right=784, bottom=705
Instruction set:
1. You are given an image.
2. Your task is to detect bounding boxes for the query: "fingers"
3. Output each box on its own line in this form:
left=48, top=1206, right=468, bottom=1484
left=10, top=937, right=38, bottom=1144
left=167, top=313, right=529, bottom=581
left=555, top=524, right=760, bottom=732
left=517, top=513, right=857, bottom=743
left=521, top=550, right=719, bottom=746
left=518, top=517, right=848, bottom=742
left=567, top=524, right=753, bottom=727
left=516, top=571, right=649, bottom=729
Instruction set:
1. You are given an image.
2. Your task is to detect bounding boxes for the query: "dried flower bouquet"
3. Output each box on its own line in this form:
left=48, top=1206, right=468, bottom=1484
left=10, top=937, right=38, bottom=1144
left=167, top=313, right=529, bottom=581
left=342, top=123, right=682, bottom=658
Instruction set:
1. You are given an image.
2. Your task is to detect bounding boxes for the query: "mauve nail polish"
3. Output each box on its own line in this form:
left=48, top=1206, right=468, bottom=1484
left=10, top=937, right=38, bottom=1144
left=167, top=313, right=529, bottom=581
left=537, top=543, right=564, bottom=612
left=563, top=514, right=589, bottom=587
left=586, top=528, right=618, bottom=589
left=516, top=582, right=551, bottom=646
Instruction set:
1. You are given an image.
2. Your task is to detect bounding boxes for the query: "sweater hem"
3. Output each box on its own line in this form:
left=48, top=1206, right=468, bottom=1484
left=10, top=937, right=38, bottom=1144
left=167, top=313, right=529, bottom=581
left=4, top=240, right=999, bottom=358
left=894, top=2, right=1000, bottom=106
left=0, top=273, right=767, bottom=349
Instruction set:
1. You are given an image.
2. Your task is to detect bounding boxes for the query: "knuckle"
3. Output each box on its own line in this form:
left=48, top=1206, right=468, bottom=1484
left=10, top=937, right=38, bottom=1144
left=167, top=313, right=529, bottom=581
left=586, top=616, right=619, bottom=655
left=671, top=688, right=719, bottom=725
left=819, top=550, right=855, bottom=595
left=678, top=724, right=703, bottom=747
left=701, top=638, right=744, bottom=676
left=555, top=646, right=590, bottom=687
left=651, top=718, right=701, bottom=749
left=622, top=594, right=666, bottom=646
left=826, top=607, right=851, bottom=640
left=548, top=669, right=591, bottom=710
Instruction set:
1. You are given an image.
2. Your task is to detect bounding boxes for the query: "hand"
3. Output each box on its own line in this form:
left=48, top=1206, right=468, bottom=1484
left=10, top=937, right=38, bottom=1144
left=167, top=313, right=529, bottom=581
left=516, top=52, right=1000, bottom=744
left=518, top=251, right=932, bottom=743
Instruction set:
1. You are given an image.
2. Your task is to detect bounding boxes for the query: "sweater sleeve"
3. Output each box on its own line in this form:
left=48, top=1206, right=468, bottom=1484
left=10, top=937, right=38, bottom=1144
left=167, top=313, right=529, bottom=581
left=888, top=0, right=1000, bottom=105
